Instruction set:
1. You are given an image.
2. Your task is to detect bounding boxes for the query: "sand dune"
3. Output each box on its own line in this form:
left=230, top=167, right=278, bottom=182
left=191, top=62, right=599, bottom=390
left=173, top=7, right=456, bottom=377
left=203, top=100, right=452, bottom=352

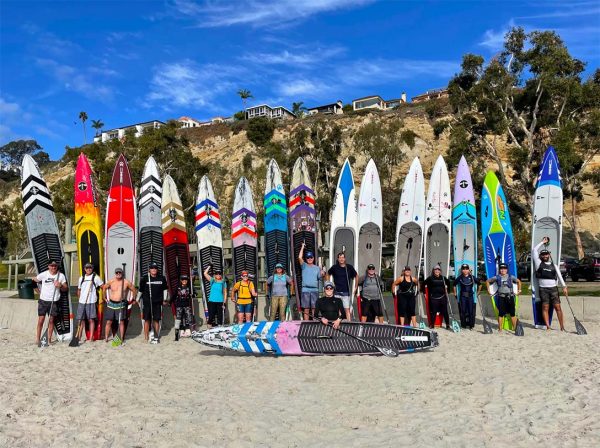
left=0, top=321, right=598, bottom=447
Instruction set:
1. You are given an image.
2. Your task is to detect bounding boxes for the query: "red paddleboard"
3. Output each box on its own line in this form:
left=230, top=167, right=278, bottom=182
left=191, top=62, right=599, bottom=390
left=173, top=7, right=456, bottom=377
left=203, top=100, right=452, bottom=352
left=105, top=154, right=137, bottom=334
left=74, top=153, right=104, bottom=340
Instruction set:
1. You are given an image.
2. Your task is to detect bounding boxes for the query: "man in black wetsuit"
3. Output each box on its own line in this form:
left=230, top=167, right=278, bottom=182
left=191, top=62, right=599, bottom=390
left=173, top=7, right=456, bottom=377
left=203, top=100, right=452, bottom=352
left=314, top=281, right=344, bottom=329
left=423, top=265, right=451, bottom=330
left=453, top=264, right=482, bottom=330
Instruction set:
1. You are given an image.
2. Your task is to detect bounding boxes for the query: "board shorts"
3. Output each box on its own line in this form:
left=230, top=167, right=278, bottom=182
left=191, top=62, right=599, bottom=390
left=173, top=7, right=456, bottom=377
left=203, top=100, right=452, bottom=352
left=236, top=303, right=253, bottom=314
left=301, top=291, right=318, bottom=309
left=105, top=301, right=127, bottom=322
left=335, top=293, right=351, bottom=309
left=398, top=292, right=416, bottom=317
left=76, top=303, right=97, bottom=320
left=496, top=294, right=516, bottom=317
left=142, top=300, right=162, bottom=321
left=539, top=287, right=560, bottom=306
left=361, top=298, right=382, bottom=317
left=38, top=300, right=58, bottom=317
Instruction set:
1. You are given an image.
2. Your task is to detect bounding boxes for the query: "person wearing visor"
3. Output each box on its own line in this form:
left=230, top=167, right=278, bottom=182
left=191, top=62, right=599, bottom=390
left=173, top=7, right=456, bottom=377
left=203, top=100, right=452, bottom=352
left=358, top=263, right=384, bottom=323
left=266, top=263, right=293, bottom=321
left=204, top=266, right=228, bottom=327
left=533, top=236, right=567, bottom=331
left=298, top=242, right=324, bottom=320
left=231, top=270, right=257, bottom=323
left=314, top=281, right=344, bottom=329
left=102, top=266, right=137, bottom=343
left=485, top=263, right=521, bottom=333
left=453, top=264, right=482, bottom=330
left=392, top=265, right=419, bottom=326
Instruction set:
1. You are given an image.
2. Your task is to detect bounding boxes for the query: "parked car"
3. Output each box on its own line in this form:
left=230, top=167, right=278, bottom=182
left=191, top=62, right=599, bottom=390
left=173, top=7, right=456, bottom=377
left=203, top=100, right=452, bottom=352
left=517, top=253, right=531, bottom=280
left=563, top=258, right=579, bottom=279
left=570, top=256, right=600, bottom=282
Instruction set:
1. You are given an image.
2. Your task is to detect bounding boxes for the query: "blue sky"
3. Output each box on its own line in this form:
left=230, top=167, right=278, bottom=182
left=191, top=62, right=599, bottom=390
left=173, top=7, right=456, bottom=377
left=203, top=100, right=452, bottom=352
left=1, top=0, right=599, bottom=159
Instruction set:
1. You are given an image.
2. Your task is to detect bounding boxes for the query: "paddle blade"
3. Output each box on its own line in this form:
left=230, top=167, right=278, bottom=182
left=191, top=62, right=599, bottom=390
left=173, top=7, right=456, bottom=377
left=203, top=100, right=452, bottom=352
left=69, top=336, right=80, bottom=347
left=451, top=319, right=461, bottom=333
left=514, top=320, right=525, bottom=337
left=378, top=346, right=400, bottom=357
left=111, top=334, right=122, bottom=347
left=418, top=321, right=427, bottom=330
left=574, top=318, right=587, bottom=336
left=482, top=318, right=493, bottom=334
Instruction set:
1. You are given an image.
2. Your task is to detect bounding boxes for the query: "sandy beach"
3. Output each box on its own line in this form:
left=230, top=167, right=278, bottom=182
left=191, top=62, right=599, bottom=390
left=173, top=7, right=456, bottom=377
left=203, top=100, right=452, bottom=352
left=0, top=320, right=598, bottom=447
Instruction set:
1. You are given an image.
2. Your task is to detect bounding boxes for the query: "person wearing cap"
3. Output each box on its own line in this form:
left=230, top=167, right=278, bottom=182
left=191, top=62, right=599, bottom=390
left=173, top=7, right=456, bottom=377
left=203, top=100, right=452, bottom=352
left=173, top=274, right=195, bottom=340
left=423, top=265, right=451, bottom=329
left=392, top=266, right=419, bottom=326
left=327, top=252, right=358, bottom=321
left=266, top=263, right=293, bottom=322
left=532, top=236, right=567, bottom=330
left=485, top=263, right=522, bottom=333
left=138, top=262, right=168, bottom=343
left=231, top=270, right=257, bottom=324
left=204, top=266, right=228, bottom=327
left=298, top=242, right=325, bottom=320
left=75, top=263, right=104, bottom=341
left=102, top=267, right=137, bottom=343
left=314, top=281, right=344, bottom=329
left=358, top=263, right=384, bottom=323
left=453, top=264, right=482, bottom=329
left=32, top=260, right=68, bottom=346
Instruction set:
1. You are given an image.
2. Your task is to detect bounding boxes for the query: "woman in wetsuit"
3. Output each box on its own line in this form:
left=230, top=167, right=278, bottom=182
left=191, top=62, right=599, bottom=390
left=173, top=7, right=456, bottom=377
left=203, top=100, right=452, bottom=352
left=392, top=266, right=419, bottom=326
left=423, top=265, right=450, bottom=330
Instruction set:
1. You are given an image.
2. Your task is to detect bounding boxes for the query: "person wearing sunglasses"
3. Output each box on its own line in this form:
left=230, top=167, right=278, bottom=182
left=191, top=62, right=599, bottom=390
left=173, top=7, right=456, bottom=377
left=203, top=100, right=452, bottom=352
left=102, top=267, right=137, bottom=343
left=314, top=281, right=344, bottom=329
left=231, top=270, right=257, bottom=323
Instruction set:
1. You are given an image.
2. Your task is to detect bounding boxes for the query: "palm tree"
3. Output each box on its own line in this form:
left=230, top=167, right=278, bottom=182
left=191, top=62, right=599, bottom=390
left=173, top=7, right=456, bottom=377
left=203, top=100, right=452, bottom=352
left=237, top=89, right=253, bottom=116
left=292, top=101, right=307, bottom=118
left=79, top=111, right=88, bottom=144
left=91, top=119, right=104, bottom=137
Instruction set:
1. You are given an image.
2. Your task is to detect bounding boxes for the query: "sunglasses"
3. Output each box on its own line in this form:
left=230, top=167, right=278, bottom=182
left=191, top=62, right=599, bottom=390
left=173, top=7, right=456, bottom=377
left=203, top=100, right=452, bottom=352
left=325, top=286, right=334, bottom=290
left=368, top=268, right=375, bottom=270
left=85, top=267, right=93, bottom=270
left=115, top=272, right=123, bottom=275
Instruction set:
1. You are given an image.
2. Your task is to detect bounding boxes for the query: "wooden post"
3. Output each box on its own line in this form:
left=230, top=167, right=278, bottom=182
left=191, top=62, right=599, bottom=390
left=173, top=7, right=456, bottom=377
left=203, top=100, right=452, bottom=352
left=14, top=256, right=19, bottom=288
left=7, top=255, right=12, bottom=290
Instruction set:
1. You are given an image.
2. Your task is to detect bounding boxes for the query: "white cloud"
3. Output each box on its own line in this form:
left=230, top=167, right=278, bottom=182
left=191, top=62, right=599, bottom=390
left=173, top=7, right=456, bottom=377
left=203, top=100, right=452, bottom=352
left=144, top=60, right=240, bottom=111
left=22, top=22, right=82, bottom=57
left=516, top=2, right=600, bottom=20
left=0, top=97, right=21, bottom=116
left=241, top=46, right=345, bottom=66
left=479, top=20, right=517, bottom=51
left=106, top=31, right=143, bottom=43
left=276, top=79, right=331, bottom=98
left=170, top=0, right=375, bottom=27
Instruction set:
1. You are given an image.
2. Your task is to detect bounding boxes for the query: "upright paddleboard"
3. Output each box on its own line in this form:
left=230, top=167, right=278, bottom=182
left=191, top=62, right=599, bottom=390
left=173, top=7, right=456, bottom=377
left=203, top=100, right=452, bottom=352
left=452, top=156, right=478, bottom=315
left=481, top=171, right=518, bottom=330
left=21, top=155, right=73, bottom=342
left=105, top=154, right=137, bottom=328
left=162, top=175, right=193, bottom=319
left=424, top=155, right=452, bottom=327
left=192, top=321, right=438, bottom=356
left=232, top=177, right=259, bottom=319
left=394, top=157, right=425, bottom=324
left=195, top=175, right=223, bottom=323
left=138, top=156, right=163, bottom=278
left=531, top=146, right=562, bottom=328
left=330, top=158, right=358, bottom=267
left=289, top=158, right=318, bottom=319
left=74, top=153, right=104, bottom=340
left=356, top=159, right=383, bottom=320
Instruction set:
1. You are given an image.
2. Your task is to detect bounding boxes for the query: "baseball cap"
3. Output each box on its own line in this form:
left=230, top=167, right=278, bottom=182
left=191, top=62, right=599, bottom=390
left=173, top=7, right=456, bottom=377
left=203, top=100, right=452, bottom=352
left=498, top=263, right=508, bottom=269
left=404, top=266, right=412, bottom=271
left=367, top=263, right=376, bottom=269
left=433, top=264, right=442, bottom=271
left=241, top=270, right=249, bottom=276
left=114, top=267, right=123, bottom=273
left=324, top=281, right=334, bottom=289
left=461, top=264, right=470, bottom=270
left=214, top=269, right=222, bottom=275
left=305, top=251, right=314, bottom=258
left=180, top=274, right=189, bottom=280
left=539, top=249, right=550, bottom=256
left=48, top=260, right=58, bottom=266
left=275, top=263, right=284, bottom=269
left=149, top=262, right=159, bottom=269
left=84, top=262, right=94, bottom=269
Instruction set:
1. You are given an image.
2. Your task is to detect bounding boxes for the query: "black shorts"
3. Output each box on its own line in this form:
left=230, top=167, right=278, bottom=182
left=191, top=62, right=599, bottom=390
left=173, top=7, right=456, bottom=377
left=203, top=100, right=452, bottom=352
left=105, top=302, right=127, bottom=322
left=38, top=300, right=58, bottom=317
left=539, top=287, right=560, bottom=306
left=142, top=300, right=163, bottom=321
left=496, top=295, right=516, bottom=317
left=398, top=292, right=416, bottom=317
left=361, top=298, right=382, bottom=317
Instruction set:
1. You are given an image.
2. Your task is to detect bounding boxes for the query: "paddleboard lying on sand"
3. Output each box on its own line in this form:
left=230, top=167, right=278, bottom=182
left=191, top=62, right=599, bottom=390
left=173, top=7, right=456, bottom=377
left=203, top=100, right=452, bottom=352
left=289, top=157, right=317, bottom=319
left=356, top=159, right=383, bottom=321
left=424, top=155, right=451, bottom=327
left=232, top=177, right=259, bottom=319
left=105, top=154, right=137, bottom=332
left=481, top=171, right=518, bottom=330
left=21, top=154, right=73, bottom=342
left=531, top=146, right=562, bottom=328
left=452, top=156, right=478, bottom=321
left=394, top=157, right=425, bottom=324
left=192, top=321, right=438, bottom=355
left=74, top=153, right=104, bottom=340
left=196, top=175, right=224, bottom=323
left=162, top=175, right=194, bottom=321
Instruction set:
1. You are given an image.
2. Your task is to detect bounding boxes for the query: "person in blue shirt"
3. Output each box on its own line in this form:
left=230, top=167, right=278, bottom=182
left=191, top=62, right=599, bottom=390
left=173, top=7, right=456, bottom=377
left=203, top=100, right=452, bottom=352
left=203, top=266, right=228, bottom=328
left=298, top=242, right=325, bottom=321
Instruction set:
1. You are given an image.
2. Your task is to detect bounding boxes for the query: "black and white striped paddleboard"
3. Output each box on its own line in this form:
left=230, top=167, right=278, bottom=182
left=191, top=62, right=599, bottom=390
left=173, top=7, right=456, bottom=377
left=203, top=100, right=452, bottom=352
left=21, top=154, right=73, bottom=341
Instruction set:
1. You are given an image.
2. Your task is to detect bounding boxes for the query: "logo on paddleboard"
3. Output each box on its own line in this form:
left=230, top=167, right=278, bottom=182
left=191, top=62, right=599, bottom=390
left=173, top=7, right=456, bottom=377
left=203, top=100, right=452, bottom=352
left=148, top=185, right=155, bottom=194
left=169, top=208, right=177, bottom=221
left=459, top=180, right=469, bottom=188
left=31, top=186, right=39, bottom=195
left=78, top=181, right=87, bottom=191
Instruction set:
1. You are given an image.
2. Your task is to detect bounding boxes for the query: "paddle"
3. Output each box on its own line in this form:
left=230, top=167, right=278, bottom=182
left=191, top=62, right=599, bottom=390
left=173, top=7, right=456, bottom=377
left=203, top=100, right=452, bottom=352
left=111, top=263, right=126, bottom=347
left=548, top=252, right=586, bottom=335
left=477, top=295, right=493, bottom=334
left=374, top=272, right=390, bottom=324
left=39, top=282, right=60, bottom=348
left=447, top=294, right=461, bottom=333
left=321, top=320, right=399, bottom=357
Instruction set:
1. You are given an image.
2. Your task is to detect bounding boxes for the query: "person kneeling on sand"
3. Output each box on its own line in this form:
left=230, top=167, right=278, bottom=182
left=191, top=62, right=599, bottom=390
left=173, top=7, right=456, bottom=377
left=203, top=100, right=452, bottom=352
left=32, top=260, right=68, bottom=346
left=138, top=262, right=168, bottom=343
left=173, top=274, right=195, bottom=341
left=485, top=263, right=522, bottom=333
left=102, top=267, right=137, bottom=344
left=315, top=281, right=344, bottom=329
